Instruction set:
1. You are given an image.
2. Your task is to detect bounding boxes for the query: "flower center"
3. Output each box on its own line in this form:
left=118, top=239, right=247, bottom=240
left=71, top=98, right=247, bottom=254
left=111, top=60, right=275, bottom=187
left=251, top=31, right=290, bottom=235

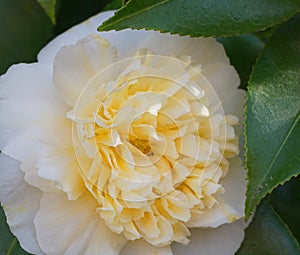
left=131, top=138, right=152, bottom=155
left=71, top=50, right=240, bottom=246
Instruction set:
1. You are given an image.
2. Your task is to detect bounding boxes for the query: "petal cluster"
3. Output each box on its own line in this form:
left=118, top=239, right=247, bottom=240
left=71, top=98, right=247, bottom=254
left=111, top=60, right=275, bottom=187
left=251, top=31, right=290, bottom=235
left=61, top=39, right=241, bottom=245
left=0, top=11, right=246, bottom=255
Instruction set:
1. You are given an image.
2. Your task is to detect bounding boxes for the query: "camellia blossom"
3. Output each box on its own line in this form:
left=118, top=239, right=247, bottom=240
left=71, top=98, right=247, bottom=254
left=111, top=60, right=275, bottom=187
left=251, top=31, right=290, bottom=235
left=0, top=11, right=247, bottom=255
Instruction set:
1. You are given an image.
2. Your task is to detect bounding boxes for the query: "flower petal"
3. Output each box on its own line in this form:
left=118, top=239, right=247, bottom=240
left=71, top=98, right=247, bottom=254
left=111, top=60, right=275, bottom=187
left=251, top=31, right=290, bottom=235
left=121, top=240, right=173, bottom=255
left=172, top=219, right=247, bottom=255
left=188, top=158, right=246, bottom=228
left=0, top=63, right=86, bottom=199
left=38, top=11, right=115, bottom=64
left=216, top=158, right=246, bottom=218
left=53, top=34, right=117, bottom=106
left=39, top=11, right=229, bottom=69
left=35, top=142, right=85, bottom=200
left=0, top=63, right=69, bottom=157
left=0, top=153, right=43, bottom=254
left=201, top=63, right=242, bottom=110
left=34, top=192, right=127, bottom=255
left=101, top=29, right=229, bottom=67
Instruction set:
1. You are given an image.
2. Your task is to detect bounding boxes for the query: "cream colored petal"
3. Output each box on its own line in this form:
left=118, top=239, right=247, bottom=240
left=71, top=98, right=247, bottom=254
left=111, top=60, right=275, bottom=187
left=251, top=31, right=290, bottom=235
left=188, top=158, right=246, bottom=228
left=0, top=63, right=69, bottom=157
left=38, top=11, right=115, bottom=64
left=39, top=11, right=229, bottom=68
left=0, top=63, right=85, bottom=198
left=34, top=192, right=127, bottom=255
left=202, top=63, right=245, bottom=119
left=172, top=219, right=247, bottom=255
left=121, top=240, right=173, bottom=255
left=20, top=151, right=59, bottom=195
left=222, top=89, right=246, bottom=121
left=35, top=142, right=85, bottom=200
left=0, top=153, right=43, bottom=254
left=101, top=29, right=229, bottom=67
left=216, top=158, right=246, bottom=219
left=202, top=64, right=239, bottom=102
left=53, top=34, right=117, bottom=106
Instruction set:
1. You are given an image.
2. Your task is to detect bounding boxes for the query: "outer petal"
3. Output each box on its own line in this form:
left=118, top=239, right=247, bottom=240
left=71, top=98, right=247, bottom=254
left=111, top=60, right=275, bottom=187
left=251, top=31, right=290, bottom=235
left=34, top=192, right=127, bottom=255
left=121, top=240, right=173, bottom=255
left=188, top=158, right=246, bottom=228
left=0, top=63, right=69, bottom=155
left=0, top=154, right=43, bottom=254
left=35, top=142, right=85, bottom=200
left=38, top=11, right=115, bottom=64
left=53, top=34, right=117, bottom=106
left=216, top=158, right=246, bottom=218
left=172, top=219, right=247, bottom=255
left=38, top=11, right=229, bottom=68
left=0, top=63, right=84, bottom=199
left=201, top=63, right=245, bottom=117
left=101, top=29, right=229, bottom=66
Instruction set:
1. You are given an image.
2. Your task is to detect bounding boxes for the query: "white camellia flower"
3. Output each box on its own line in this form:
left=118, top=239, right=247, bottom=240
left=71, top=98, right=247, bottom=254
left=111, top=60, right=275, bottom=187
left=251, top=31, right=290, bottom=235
left=0, top=11, right=247, bottom=255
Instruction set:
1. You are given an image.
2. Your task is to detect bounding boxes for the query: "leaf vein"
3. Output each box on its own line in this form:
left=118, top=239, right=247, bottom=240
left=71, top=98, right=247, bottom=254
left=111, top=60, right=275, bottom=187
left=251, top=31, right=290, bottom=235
left=260, top=111, right=300, bottom=185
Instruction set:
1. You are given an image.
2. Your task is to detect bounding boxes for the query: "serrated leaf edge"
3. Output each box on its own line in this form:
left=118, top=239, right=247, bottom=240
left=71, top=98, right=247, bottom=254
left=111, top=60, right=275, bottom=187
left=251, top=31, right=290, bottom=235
left=265, top=201, right=300, bottom=250
left=98, top=2, right=300, bottom=38
left=244, top=20, right=300, bottom=219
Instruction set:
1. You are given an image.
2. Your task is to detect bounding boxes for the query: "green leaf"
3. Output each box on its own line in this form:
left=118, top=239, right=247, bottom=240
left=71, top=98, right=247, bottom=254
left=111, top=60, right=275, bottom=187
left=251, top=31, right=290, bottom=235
left=36, top=0, right=57, bottom=24
left=270, top=176, right=300, bottom=242
left=255, top=27, right=278, bottom=43
left=236, top=201, right=300, bottom=255
left=0, top=205, right=31, bottom=255
left=103, top=0, right=123, bottom=11
left=218, top=34, right=264, bottom=90
left=0, top=0, right=53, bottom=75
left=98, top=0, right=300, bottom=37
left=245, top=15, right=300, bottom=218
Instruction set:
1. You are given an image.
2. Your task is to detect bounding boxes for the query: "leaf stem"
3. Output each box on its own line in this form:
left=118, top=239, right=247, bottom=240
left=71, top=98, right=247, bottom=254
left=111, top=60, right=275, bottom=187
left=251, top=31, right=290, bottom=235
left=6, top=238, right=16, bottom=255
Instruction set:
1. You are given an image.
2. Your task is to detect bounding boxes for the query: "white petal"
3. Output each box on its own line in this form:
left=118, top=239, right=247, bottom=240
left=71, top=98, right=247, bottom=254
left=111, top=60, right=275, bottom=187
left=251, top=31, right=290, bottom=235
left=0, top=63, right=69, bottom=158
left=101, top=30, right=229, bottom=66
left=188, top=158, right=246, bottom=228
left=38, top=11, right=115, bottom=64
left=53, top=34, right=117, bottom=106
left=121, top=240, right=173, bottom=255
left=172, top=219, right=247, bottom=255
left=0, top=63, right=85, bottom=199
left=34, top=192, right=127, bottom=255
left=35, top=142, right=85, bottom=200
left=222, top=89, right=246, bottom=121
left=201, top=63, right=245, bottom=119
left=39, top=11, right=229, bottom=68
left=216, top=158, right=246, bottom=219
left=0, top=153, right=43, bottom=254
left=202, top=64, right=239, bottom=103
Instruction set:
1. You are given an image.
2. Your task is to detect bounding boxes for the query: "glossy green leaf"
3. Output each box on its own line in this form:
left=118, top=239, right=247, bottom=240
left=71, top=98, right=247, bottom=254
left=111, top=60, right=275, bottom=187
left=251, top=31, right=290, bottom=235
left=0, top=0, right=53, bottom=75
left=36, top=0, right=57, bottom=23
left=0, top=205, right=31, bottom=255
left=270, top=176, right=300, bottom=242
left=255, top=27, right=277, bottom=43
left=218, top=34, right=264, bottom=90
left=245, top=16, right=300, bottom=218
left=103, top=0, right=123, bottom=11
left=98, top=0, right=300, bottom=37
left=236, top=201, right=300, bottom=255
